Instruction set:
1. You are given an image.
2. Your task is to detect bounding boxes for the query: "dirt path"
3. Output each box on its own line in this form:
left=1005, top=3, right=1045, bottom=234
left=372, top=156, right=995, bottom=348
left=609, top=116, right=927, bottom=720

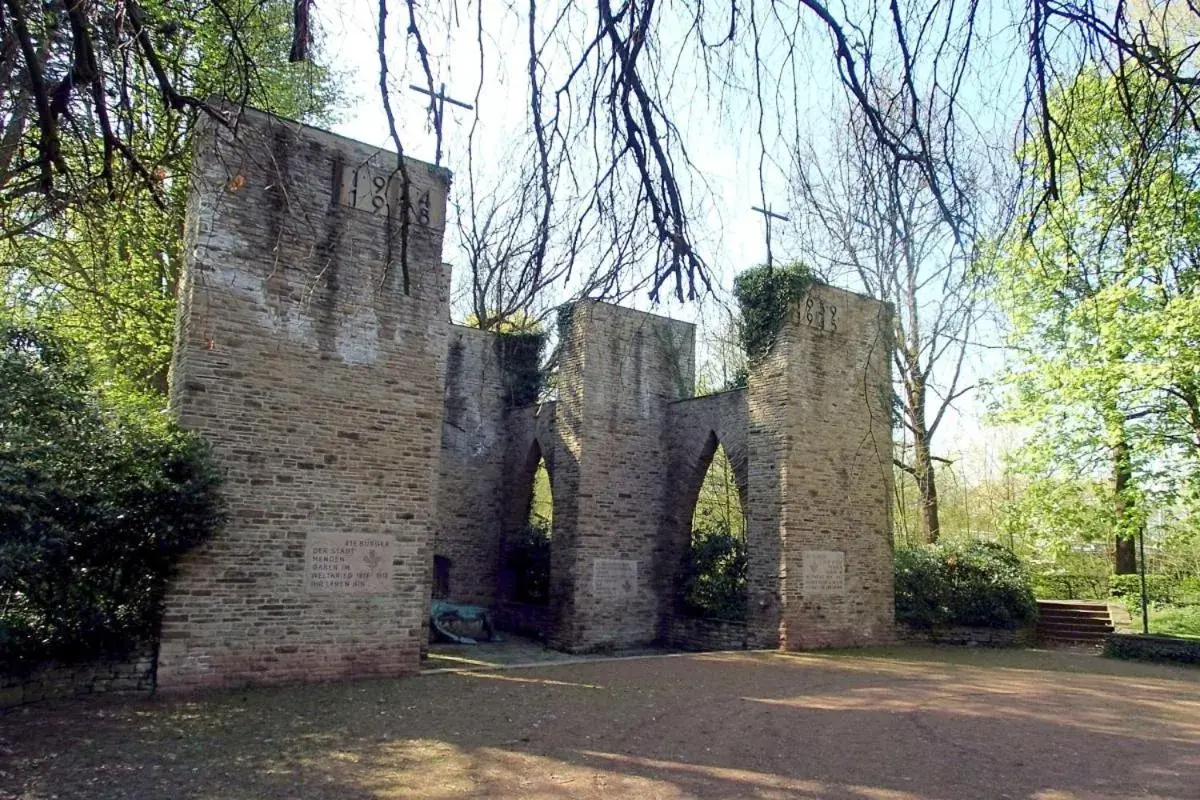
left=2, top=647, right=1198, bottom=799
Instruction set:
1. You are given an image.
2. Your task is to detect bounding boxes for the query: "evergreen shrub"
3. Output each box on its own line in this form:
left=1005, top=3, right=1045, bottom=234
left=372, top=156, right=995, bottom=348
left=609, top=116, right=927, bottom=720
left=0, top=326, right=222, bottom=671
left=895, top=540, right=1038, bottom=629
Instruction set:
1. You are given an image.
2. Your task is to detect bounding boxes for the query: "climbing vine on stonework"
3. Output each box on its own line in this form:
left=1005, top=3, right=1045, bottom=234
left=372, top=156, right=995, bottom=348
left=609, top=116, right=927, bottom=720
left=732, top=262, right=814, bottom=363
left=555, top=304, right=576, bottom=346
left=495, top=331, right=547, bottom=407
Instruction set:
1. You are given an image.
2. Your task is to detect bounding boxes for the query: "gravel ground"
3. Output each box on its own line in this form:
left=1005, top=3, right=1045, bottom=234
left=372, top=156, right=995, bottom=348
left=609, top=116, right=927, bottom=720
left=1, top=646, right=1198, bottom=799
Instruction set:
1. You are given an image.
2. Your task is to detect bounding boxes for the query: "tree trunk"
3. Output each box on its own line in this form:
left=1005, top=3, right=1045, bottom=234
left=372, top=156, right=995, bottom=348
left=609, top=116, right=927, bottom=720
left=1112, top=432, right=1138, bottom=575
left=1177, top=380, right=1200, bottom=456
left=905, top=361, right=941, bottom=544
left=913, top=431, right=941, bottom=544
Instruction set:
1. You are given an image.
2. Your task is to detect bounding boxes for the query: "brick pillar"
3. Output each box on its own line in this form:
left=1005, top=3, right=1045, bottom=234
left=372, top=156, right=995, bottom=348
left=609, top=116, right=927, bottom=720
left=747, top=285, right=896, bottom=649
left=549, top=302, right=695, bottom=651
left=159, top=108, right=452, bottom=690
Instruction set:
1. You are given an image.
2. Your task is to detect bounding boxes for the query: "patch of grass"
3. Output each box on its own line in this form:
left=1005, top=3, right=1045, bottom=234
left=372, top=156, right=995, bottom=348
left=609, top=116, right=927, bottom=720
left=1131, top=604, right=1200, bottom=639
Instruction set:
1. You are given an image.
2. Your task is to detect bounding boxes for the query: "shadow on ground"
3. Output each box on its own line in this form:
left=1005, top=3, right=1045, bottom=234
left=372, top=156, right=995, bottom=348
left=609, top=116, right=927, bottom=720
left=1, top=647, right=1197, bottom=799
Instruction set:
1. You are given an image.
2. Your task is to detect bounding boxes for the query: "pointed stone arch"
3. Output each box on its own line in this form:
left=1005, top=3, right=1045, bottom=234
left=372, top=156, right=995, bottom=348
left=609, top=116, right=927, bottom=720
left=681, top=430, right=748, bottom=533
left=500, top=437, right=555, bottom=607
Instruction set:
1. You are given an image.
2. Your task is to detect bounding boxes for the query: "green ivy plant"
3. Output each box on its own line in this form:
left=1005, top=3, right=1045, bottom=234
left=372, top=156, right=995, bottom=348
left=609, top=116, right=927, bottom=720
left=495, top=332, right=547, bottom=407
left=732, top=262, right=814, bottom=363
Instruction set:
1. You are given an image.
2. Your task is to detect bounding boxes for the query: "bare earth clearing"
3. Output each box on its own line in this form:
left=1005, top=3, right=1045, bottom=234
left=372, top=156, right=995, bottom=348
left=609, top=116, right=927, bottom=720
left=1, top=647, right=1198, bottom=799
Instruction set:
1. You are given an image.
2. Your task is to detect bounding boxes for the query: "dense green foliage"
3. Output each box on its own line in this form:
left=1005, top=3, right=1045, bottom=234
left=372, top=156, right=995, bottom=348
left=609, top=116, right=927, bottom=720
left=692, top=443, right=744, bottom=538
left=1110, top=574, right=1189, bottom=610
left=1112, top=573, right=1200, bottom=639
left=898, top=462, right=1200, bottom=604
left=680, top=442, right=747, bottom=619
left=0, top=327, right=222, bottom=669
left=681, top=527, right=747, bottom=621
left=1, top=0, right=339, bottom=396
left=992, top=64, right=1200, bottom=573
left=1131, top=604, right=1200, bottom=640
left=894, top=541, right=1038, bottom=629
left=732, top=262, right=814, bottom=363
left=495, top=332, right=547, bottom=407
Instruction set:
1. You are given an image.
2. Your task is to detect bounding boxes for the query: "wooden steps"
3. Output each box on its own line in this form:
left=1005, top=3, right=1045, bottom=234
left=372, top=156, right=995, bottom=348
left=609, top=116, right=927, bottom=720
left=1037, top=600, right=1115, bottom=645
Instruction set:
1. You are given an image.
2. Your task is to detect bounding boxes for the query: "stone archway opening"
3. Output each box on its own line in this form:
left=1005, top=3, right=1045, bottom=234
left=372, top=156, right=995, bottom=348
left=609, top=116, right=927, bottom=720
left=508, top=440, right=553, bottom=607
left=682, top=432, right=748, bottom=621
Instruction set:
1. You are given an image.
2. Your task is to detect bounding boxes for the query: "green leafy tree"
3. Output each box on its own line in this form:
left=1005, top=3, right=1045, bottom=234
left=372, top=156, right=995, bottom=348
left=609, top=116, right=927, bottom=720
left=692, top=443, right=744, bottom=539
left=464, top=309, right=543, bottom=333
left=994, top=64, right=1200, bottom=573
left=1, top=0, right=339, bottom=395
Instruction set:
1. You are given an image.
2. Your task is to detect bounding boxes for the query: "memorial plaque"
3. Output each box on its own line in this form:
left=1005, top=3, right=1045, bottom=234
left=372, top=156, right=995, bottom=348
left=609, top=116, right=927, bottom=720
left=304, top=533, right=396, bottom=595
left=592, top=558, right=638, bottom=600
left=802, top=550, right=845, bottom=596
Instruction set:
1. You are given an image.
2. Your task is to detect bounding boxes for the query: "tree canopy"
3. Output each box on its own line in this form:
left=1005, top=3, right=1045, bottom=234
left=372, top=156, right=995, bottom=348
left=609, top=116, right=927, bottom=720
left=1, top=0, right=338, bottom=395
left=5, top=1, right=1200, bottom=309
left=994, top=62, right=1200, bottom=571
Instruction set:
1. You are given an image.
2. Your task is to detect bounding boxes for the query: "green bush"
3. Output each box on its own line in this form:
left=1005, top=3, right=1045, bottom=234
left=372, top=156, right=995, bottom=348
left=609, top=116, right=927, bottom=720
left=1030, top=572, right=1110, bottom=601
left=507, top=522, right=551, bottom=605
left=1138, top=604, right=1200, bottom=639
left=1110, top=573, right=1177, bottom=611
left=895, top=541, right=1038, bottom=629
left=681, top=528, right=747, bottom=620
left=1177, top=576, right=1200, bottom=604
left=0, top=326, right=222, bottom=670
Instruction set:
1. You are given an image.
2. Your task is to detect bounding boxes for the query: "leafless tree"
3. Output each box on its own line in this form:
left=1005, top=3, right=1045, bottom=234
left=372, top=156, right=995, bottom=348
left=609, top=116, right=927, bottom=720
left=0, top=0, right=327, bottom=237
left=7, top=1, right=1200, bottom=312
left=792, top=94, right=989, bottom=543
left=374, top=0, right=1200, bottom=316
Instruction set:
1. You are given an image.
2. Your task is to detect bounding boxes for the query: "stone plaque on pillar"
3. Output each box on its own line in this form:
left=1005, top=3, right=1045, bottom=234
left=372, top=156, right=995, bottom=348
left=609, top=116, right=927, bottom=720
left=592, top=558, right=638, bottom=601
left=801, top=550, right=845, bottom=596
left=304, top=533, right=396, bottom=594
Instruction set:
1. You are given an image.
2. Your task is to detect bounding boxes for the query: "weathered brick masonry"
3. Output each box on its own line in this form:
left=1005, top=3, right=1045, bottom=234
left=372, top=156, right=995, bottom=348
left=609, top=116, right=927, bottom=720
left=550, top=303, right=696, bottom=650
left=162, top=112, right=896, bottom=691
left=747, top=287, right=897, bottom=648
left=160, top=109, right=451, bottom=690
left=436, top=326, right=510, bottom=606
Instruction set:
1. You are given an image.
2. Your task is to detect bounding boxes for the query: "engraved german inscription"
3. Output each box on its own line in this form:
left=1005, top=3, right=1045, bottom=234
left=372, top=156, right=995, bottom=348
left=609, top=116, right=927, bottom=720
left=304, top=533, right=396, bottom=595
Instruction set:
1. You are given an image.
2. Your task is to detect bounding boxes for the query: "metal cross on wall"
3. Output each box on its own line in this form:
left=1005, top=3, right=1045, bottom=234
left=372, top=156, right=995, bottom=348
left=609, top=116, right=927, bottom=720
left=408, top=82, right=474, bottom=167
left=752, top=204, right=791, bottom=268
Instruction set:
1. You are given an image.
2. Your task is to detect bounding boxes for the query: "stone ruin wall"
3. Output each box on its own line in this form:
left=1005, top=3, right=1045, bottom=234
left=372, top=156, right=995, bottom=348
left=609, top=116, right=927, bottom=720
left=160, top=109, right=451, bottom=691
left=550, top=303, right=697, bottom=650
left=162, top=110, right=896, bottom=691
left=747, top=286, right=897, bottom=648
left=435, top=326, right=510, bottom=606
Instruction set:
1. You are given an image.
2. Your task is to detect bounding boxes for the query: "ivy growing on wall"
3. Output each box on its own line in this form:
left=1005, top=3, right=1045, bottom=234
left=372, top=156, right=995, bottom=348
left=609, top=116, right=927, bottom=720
left=732, top=261, right=814, bottom=363
left=555, top=304, right=576, bottom=345
left=495, top=332, right=547, bottom=407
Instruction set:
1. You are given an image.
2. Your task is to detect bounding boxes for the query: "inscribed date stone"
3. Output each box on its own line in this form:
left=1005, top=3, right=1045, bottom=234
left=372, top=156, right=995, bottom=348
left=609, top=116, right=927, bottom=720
left=592, top=558, right=638, bottom=600
left=335, top=162, right=446, bottom=229
left=802, top=550, right=846, bottom=596
left=304, top=533, right=395, bottom=595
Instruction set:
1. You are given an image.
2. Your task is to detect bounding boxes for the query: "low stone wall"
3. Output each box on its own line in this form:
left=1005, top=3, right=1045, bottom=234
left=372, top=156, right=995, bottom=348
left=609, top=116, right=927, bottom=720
left=665, top=615, right=751, bottom=651
left=897, top=624, right=1035, bottom=648
left=1106, top=633, right=1200, bottom=665
left=1, top=646, right=155, bottom=710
